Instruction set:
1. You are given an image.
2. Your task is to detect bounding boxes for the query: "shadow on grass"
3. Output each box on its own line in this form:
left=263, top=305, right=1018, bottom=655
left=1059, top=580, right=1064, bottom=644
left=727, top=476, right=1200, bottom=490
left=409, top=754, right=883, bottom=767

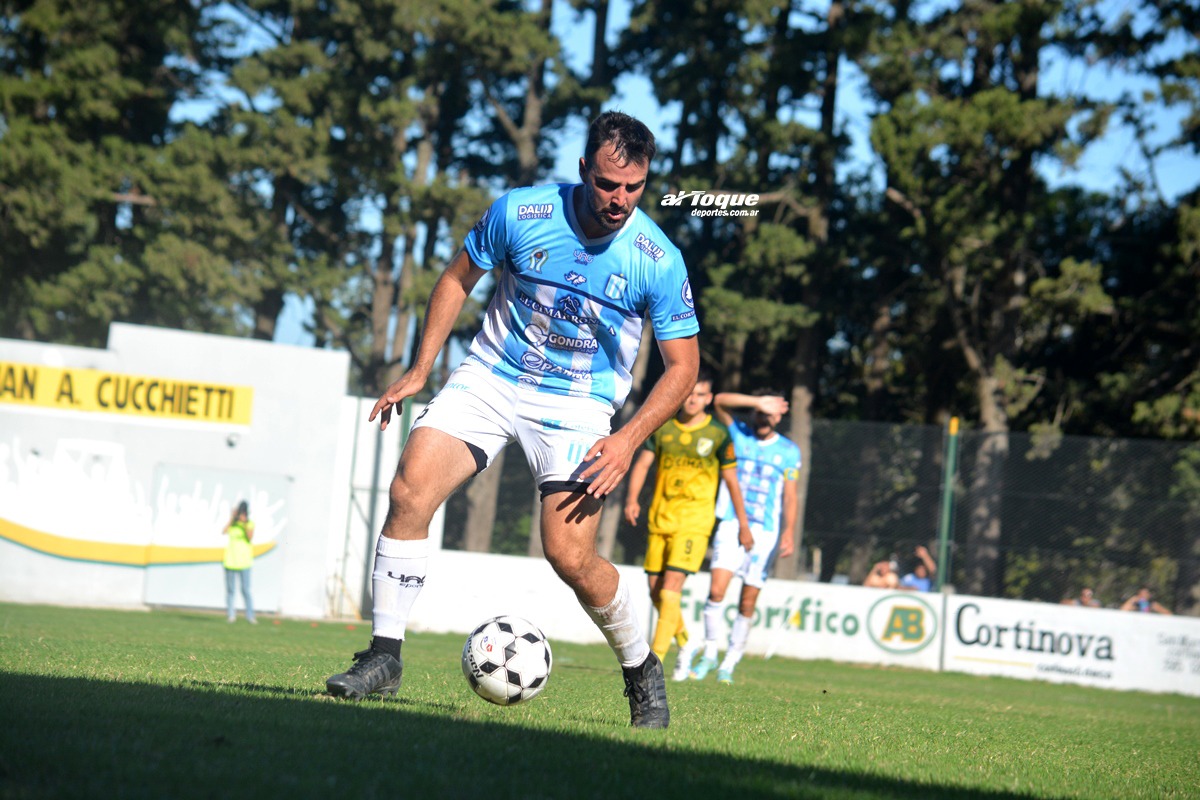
left=0, top=672, right=1060, bottom=800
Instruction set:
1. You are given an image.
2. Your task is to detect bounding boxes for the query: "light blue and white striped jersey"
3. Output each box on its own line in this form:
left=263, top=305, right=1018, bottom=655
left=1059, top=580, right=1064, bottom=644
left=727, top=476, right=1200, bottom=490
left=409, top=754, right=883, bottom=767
left=715, top=419, right=802, bottom=536
left=462, top=183, right=698, bottom=408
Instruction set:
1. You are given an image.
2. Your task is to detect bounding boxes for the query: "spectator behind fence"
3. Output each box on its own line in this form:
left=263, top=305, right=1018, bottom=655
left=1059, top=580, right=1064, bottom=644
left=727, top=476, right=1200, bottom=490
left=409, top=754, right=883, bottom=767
left=1120, top=587, right=1171, bottom=615
left=864, top=556, right=900, bottom=589
left=1061, top=587, right=1101, bottom=608
left=899, top=545, right=938, bottom=592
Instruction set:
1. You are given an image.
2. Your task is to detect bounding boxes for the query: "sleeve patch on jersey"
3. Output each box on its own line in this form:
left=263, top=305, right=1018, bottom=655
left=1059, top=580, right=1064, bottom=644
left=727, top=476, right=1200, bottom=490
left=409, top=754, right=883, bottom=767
left=472, top=207, right=490, bottom=234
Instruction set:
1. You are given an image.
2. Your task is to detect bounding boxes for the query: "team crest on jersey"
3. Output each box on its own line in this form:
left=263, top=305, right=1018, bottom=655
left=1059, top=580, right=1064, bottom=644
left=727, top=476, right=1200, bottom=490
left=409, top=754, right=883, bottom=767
left=682, top=278, right=694, bottom=308
left=604, top=274, right=628, bottom=301
left=564, top=271, right=586, bottom=285
left=696, top=438, right=714, bottom=457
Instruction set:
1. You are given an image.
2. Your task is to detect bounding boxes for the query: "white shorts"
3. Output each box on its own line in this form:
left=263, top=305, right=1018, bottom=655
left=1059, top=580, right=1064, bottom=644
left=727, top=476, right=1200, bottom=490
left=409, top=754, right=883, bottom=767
left=411, top=359, right=614, bottom=492
left=709, top=519, right=780, bottom=589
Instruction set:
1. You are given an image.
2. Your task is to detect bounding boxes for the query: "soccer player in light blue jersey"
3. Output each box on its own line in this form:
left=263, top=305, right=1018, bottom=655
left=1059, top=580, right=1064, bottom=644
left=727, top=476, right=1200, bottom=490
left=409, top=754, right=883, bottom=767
left=689, top=390, right=801, bottom=684
left=325, top=111, right=698, bottom=729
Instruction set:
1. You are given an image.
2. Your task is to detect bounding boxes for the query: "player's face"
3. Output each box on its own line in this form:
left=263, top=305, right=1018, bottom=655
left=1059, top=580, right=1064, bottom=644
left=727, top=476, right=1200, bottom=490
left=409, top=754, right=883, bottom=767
left=681, top=381, right=713, bottom=417
left=578, top=145, right=648, bottom=235
left=752, top=408, right=781, bottom=436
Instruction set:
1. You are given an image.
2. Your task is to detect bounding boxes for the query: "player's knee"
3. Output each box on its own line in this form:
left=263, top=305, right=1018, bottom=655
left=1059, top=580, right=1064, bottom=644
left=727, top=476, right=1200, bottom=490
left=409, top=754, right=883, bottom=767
left=384, top=474, right=436, bottom=530
left=543, top=545, right=590, bottom=587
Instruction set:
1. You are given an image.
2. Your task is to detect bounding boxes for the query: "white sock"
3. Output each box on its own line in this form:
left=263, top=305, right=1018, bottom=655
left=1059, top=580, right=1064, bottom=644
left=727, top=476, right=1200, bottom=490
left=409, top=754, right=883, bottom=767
left=721, top=613, right=752, bottom=671
left=582, top=573, right=650, bottom=668
left=371, top=536, right=428, bottom=640
left=703, top=599, right=722, bottom=660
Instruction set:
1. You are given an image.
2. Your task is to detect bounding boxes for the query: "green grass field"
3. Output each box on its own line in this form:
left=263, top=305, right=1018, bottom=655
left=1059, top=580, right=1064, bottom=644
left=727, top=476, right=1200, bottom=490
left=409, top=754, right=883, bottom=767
left=1, top=603, right=1197, bottom=799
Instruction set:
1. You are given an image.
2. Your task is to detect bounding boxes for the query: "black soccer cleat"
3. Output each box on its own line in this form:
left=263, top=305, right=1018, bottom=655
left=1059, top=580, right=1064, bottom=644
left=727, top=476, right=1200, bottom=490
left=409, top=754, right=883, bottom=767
left=326, top=646, right=403, bottom=700
left=622, top=651, right=670, bottom=729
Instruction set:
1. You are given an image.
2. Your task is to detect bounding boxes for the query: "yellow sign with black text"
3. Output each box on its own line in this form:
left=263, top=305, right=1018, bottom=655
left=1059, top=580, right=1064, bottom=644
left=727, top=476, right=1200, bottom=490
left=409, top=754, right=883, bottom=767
left=0, top=362, right=253, bottom=425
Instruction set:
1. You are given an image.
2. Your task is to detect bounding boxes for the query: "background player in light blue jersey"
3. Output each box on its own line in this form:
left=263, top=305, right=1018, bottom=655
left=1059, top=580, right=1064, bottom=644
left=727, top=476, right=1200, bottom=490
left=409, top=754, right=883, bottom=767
left=690, top=390, right=800, bottom=684
left=325, top=111, right=698, bottom=730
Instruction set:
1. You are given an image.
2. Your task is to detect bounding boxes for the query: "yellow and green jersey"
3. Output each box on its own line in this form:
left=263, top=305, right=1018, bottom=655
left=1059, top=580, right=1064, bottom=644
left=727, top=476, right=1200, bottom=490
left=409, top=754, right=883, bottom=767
left=645, top=414, right=737, bottom=536
left=224, top=521, right=255, bottom=570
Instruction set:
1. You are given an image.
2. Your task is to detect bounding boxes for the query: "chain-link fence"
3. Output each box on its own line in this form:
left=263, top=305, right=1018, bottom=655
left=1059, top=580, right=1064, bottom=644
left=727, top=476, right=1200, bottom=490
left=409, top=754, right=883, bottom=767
left=803, top=421, right=1200, bottom=615
left=440, top=420, right=1200, bottom=617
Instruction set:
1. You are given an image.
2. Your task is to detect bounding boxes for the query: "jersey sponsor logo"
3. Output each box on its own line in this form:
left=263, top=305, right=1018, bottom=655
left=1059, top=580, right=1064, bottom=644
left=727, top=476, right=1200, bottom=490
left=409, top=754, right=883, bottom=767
left=520, top=352, right=592, bottom=381
left=696, top=437, right=714, bottom=457
left=572, top=250, right=594, bottom=265
left=558, top=296, right=582, bottom=316
left=634, top=233, right=665, bottom=261
left=671, top=310, right=696, bottom=321
left=564, top=270, right=586, bottom=285
left=546, top=332, right=599, bottom=354
left=386, top=571, right=425, bottom=586
left=523, top=323, right=549, bottom=345
left=540, top=417, right=609, bottom=435
left=527, top=324, right=598, bottom=353
left=444, top=381, right=471, bottom=392
left=604, top=274, right=627, bottom=301
left=518, top=291, right=599, bottom=326
left=661, top=453, right=710, bottom=471
left=517, top=203, right=554, bottom=220
left=682, top=278, right=694, bottom=308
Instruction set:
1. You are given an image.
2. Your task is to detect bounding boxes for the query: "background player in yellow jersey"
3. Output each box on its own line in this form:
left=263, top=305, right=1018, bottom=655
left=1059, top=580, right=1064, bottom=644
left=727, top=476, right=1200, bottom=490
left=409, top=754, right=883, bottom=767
left=623, top=370, right=752, bottom=681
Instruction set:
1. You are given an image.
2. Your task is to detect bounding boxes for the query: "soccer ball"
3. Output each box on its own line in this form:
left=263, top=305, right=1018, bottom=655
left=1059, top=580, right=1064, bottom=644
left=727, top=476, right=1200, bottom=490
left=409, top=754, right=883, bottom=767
left=461, top=615, right=552, bottom=705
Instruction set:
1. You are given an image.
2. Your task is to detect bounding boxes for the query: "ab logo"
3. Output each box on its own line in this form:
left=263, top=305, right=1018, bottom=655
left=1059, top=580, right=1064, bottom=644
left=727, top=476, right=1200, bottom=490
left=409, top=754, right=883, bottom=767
left=866, top=594, right=938, bottom=655
left=881, top=606, right=926, bottom=642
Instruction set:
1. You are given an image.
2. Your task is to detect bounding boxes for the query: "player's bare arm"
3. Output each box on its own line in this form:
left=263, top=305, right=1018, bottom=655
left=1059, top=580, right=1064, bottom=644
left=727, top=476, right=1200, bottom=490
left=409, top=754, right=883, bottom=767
left=712, top=392, right=789, bottom=427
left=581, top=334, right=699, bottom=497
left=623, top=449, right=656, bottom=526
left=778, top=475, right=799, bottom=559
left=720, top=465, right=755, bottom=551
left=370, top=250, right=487, bottom=430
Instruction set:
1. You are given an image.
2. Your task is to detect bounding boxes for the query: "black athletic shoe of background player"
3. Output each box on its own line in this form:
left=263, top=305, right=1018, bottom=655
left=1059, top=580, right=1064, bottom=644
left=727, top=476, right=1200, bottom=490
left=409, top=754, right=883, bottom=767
left=326, top=646, right=403, bottom=700
left=623, top=651, right=670, bottom=729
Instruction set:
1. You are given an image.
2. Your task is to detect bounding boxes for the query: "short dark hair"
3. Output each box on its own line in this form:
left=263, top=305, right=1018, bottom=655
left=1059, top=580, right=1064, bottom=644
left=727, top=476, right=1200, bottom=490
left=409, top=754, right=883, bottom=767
left=752, top=386, right=783, bottom=398
left=584, top=111, right=656, bottom=168
left=236, top=501, right=249, bottom=516
left=696, top=366, right=715, bottom=388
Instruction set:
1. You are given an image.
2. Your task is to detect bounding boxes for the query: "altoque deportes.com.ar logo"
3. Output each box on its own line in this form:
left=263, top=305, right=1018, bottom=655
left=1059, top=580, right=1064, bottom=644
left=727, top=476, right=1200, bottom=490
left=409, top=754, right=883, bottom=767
left=660, top=189, right=761, bottom=218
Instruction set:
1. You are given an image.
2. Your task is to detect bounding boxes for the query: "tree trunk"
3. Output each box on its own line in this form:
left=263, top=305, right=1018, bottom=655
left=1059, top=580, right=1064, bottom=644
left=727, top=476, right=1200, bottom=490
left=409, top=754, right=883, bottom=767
left=720, top=330, right=747, bottom=392
left=779, top=330, right=817, bottom=580
left=527, top=489, right=544, bottom=558
left=595, top=323, right=655, bottom=560
left=463, top=448, right=506, bottom=553
left=963, top=374, right=1008, bottom=596
left=252, top=288, right=283, bottom=341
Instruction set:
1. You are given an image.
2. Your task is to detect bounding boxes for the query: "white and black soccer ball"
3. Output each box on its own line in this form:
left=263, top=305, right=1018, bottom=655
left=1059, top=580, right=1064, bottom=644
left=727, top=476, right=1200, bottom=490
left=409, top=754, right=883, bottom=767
left=461, top=615, right=552, bottom=706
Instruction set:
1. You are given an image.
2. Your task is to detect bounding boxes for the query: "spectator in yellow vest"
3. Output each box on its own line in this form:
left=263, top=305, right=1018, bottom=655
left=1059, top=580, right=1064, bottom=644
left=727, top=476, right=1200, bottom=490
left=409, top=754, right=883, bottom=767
left=223, top=501, right=256, bottom=624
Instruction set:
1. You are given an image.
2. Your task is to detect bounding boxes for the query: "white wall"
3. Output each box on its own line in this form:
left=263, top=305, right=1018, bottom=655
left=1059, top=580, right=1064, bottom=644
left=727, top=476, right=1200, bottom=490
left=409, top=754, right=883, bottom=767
left=1, top=324, right=348, bottom=618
